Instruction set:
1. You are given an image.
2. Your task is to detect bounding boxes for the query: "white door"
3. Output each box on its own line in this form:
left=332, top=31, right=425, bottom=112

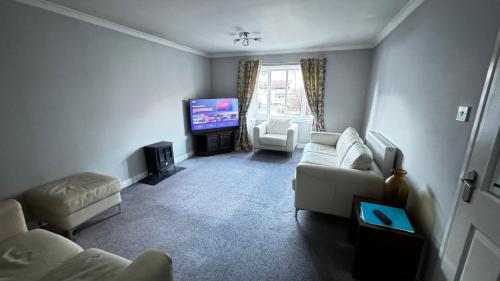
left=438, top=30, right=500, bottom=281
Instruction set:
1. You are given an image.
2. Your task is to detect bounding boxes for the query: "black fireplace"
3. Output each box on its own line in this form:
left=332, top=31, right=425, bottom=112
left=140, top=141, right=183, bottom=185
left=144, top=141, right=175, bottom=174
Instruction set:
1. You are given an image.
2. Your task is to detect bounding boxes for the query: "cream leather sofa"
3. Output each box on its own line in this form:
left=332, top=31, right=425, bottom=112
left=293, top=128, right=396, bottom=218
left=253, top=118, right=299, bottom=153
left=0, top=199, right=172, bottom=281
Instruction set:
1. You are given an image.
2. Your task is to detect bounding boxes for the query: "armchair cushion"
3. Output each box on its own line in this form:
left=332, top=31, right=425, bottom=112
left=266, top=118, right=291, bottom=135
left=260, top=134, right=287, bottom=146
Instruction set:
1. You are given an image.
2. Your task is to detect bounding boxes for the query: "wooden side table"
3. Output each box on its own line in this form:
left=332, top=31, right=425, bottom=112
left=349, top=196, right=425, bottom=281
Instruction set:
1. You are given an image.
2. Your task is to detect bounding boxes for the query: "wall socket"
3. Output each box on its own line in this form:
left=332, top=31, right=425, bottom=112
left=456, top=106, right=470, bottom=122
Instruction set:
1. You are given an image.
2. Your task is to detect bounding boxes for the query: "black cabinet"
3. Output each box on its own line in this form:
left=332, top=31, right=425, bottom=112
left=349, top=196, right=424, bottom=281
left=194, top=131, right=234, bottom=156
left=143, top=141, right=175, bottom=175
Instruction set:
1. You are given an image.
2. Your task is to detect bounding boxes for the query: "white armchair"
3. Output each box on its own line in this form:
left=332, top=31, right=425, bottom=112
left=253, top=118, right=299, bottom=153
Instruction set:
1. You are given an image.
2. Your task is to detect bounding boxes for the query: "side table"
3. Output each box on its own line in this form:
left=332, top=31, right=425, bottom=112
left=349, top=196, right=425, bottom=281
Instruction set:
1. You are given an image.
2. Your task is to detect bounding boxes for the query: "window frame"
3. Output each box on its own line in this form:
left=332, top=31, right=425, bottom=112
left=253, top=64, right=312, bottom=120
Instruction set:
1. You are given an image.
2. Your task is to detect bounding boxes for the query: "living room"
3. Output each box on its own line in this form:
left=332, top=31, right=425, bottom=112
left=1, top=0, right=500, bottom=280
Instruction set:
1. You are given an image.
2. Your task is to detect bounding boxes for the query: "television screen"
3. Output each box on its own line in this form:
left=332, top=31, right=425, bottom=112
left=189, top=98, right=239, bottom=132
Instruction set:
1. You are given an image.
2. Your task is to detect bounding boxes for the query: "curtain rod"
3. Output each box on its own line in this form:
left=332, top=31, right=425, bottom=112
left=261, top=62, right=299, bottom=66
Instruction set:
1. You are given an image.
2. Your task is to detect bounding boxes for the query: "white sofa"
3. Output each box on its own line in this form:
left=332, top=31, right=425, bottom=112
left=253, top=118, right=299, bottom=153
left=0, top=199, right=172, bottom=281
left=293, top=128, right=396, bottom=218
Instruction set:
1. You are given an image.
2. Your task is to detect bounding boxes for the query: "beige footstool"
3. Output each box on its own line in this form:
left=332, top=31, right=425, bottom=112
left=26, top=172, right=122, bottom=237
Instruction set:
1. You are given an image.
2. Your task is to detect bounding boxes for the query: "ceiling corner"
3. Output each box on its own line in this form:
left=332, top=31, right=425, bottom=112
left=372, top=0, right=426, bottom=46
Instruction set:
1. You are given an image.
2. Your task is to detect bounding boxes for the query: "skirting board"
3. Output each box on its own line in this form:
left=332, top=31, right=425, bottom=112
left=120, top=150, right=194, bottom=189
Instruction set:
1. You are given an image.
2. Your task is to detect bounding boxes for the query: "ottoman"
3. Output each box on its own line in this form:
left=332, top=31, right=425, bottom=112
left=26, top=172, right=122, bottom=237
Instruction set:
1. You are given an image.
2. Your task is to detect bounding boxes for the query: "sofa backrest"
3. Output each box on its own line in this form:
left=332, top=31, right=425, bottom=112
left=365, top=131, right=397, bottom=178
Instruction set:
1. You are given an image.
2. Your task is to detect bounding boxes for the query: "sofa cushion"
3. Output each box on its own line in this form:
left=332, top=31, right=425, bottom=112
left=260, top=134, right=287, bottom=147
left=336, top=127, right=362, bottom=165
left=304, top=143, right=337, bottom=157
left=39, top=248, right=130, bottom=281
left=266, top=118, right=291, bottom=135
left=26, top=172, right=121, bottom=217
left=340, top=142, right=373, bottom=170
left=0, top=229, right=83, bottom=281
left=300, top=152, right=339, bottom=167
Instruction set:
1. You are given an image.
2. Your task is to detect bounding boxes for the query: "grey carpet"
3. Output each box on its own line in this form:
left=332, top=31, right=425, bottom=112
left=74, top=149, right=357, bottom=281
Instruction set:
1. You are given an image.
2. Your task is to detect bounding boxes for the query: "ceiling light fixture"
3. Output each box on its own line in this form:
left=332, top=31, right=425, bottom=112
left=233, top=32, right=261, bottom=47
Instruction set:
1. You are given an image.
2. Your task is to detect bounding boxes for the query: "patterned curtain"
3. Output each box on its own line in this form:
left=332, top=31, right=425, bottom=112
left=300, top=58, right=326, bottom=132
left=235, top=60, right=260, bottom=151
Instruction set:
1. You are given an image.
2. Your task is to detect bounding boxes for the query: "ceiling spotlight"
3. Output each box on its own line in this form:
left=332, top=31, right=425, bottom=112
left=233, top=32, right=262, bottom=47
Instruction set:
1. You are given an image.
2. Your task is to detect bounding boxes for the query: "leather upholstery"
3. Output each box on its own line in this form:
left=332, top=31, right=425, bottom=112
left=260, top=134, right=287, bottom=146
left=0, top=199, right=27, bottom=242
left=340, top=142, right=374, bottom=170
left=39, top=248, right=130, bottom=281
left=0, top=229, right=83, bottom=281
left=0, top=200, right=172, bottom=281
left=25, top=173, right=122, bottom=230
left=26, top=172, right=121, bottom=216
left=293, top=129, right=386, bottom=218
left=253, top=121, right=298, bottom=152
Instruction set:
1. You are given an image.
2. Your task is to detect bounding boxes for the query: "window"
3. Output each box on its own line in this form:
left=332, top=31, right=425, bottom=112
left=253, top=64, right=311, bottom=118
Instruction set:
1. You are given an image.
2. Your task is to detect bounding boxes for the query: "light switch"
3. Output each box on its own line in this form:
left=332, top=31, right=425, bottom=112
left=456, top=106, right=470, bottom=122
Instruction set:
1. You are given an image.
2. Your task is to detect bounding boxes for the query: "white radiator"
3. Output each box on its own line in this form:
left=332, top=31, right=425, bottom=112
left=366, top=131, right=397, bottom=178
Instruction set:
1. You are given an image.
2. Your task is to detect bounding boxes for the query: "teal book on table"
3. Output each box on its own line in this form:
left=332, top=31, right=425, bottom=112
left=360, top=202, right=415, bottom=233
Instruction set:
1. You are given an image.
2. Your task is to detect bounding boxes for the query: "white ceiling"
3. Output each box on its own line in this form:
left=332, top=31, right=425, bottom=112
left=44, top=0, right=411, bottom=56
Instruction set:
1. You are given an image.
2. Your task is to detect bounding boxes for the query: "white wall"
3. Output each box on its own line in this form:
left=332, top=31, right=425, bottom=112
left=363, top=0, right=500, bottom=277
left=210, top=50, right=373, bottom=139
left=0, top=1, right=211, bottom=199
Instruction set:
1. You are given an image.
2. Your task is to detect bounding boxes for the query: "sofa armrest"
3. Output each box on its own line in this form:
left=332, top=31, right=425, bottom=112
left=286, top=123, right=299, bottom=151
left=112, top=250, right=173, bottom=281
left=255, top=121, right=267, bottom=136
left=0, top=199, right=28, bottom=242
left=310, top=132, right=341, bottom=146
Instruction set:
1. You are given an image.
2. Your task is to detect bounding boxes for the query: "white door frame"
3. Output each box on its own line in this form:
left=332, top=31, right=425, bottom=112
left=437, top=27, right=500, bottom=263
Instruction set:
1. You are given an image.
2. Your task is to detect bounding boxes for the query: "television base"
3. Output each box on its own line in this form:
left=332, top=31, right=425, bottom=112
left=139, top=166, right=185, bottom=186
left=193, top=130, right=234, bottom=156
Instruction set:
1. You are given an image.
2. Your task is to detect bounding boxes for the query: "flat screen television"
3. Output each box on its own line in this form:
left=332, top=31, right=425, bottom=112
left=188, top=98, right=239, bottom=132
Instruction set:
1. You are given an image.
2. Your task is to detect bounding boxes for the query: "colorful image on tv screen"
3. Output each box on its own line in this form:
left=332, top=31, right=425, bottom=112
left=189, top=98, right=239, bottom=131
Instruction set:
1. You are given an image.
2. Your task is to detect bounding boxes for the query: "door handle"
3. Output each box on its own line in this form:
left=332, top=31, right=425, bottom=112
left=461, top=170, right=478, bottom=203
left=493, top=183, right=500, bottom=188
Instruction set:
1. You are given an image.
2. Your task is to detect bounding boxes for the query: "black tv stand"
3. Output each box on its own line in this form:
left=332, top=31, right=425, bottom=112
left=193, top=130, right=234, bottom=156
